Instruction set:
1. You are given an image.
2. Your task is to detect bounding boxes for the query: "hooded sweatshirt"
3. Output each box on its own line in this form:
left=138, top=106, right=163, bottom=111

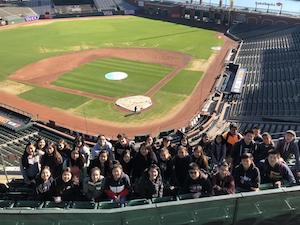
left=233, top=163, right=260, bottom=191
left=264, top=161, right=296, bottom=185
left=181, top=173, right=212, bottom=197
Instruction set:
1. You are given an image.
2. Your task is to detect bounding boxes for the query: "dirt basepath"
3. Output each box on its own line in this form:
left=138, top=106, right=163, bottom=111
left=10, top=48, right=192, bottom=101
left=1, top=35, right=236, bottom=138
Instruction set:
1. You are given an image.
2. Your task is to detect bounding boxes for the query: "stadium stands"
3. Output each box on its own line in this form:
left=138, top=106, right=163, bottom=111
left=223, top=24, right=300, bottom=135
left=0, top=6, right=37, bottom=23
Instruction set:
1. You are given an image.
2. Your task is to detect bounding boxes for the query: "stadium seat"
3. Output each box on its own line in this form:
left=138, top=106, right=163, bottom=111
left=152, top=196, right=176, bottom=204
left=0, top=200, right=14, bottom=209
left=71, top=201, right=97, bottom=209
left=177, top=193, right=196, bottom=200
left=43, top=201, right=70, bottom=209
left=11, top=200, right=43, bottom=209
left=98, top=201, right=121, bottom=209
left=126, top=199, right=150, bottom=206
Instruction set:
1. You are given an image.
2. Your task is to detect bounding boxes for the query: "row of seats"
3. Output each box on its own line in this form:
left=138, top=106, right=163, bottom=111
left=0, top=125, right=73, bottom=167
left=0, top=183, right=279, bottom=210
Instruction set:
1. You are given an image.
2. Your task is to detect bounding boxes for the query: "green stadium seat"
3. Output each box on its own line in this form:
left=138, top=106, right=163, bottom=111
left=98, top=201, right=122, bottom=209
left=177, top=193, right=195, bottom=200
left=11, top=200, right=43, bottom=209
left=152, top=196, right=176, bottom=204
left=260, top=183, right=274, bottom=190
left=0, top=200, right=14, bottom=209
left=127, top=198, right=150, bottom=206
left=71, top=201, right=97, bottom=209
left=43, top=201, right=70, bottom=209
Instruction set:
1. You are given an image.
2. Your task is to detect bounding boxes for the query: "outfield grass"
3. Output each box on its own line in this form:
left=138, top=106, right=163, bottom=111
left=53, top=58, right=172, bottom=98
left=0, top=17, right=222, bottom=82
left=74, top=70, right=203, bottom=123
left=19, top=87, right=89, bottom=109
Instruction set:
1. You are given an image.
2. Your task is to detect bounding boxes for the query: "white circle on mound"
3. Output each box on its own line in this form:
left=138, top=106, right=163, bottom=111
left=105, top=72, right=128, bottom=80
left=116, top=95, right=152, bottom=112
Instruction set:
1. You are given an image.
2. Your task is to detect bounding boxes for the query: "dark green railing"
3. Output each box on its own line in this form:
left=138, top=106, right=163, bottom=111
left=1, top=185, right=300, bottom=225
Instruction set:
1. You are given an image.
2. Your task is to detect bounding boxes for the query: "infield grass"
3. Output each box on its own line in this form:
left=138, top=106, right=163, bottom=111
left=53, top=58, right=172, bottom=98
left=74, top=70, right=203, bottom=123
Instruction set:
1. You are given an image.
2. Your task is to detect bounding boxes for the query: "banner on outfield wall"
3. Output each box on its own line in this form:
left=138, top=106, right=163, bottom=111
left=25, top=15, right=40, bottom=22
left=124, top=10, right=135, bottom=15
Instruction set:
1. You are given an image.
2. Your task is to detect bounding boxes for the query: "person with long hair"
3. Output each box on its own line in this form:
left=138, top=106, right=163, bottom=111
left=64, top=148, right=85, bottom=180
left=73, top=135, right=91, bottom=167
left=131, top=143, right=158, bottom=182
left=135, top=164, right=164, bottom=199
left=88, top=150, right=112, bottom=177
left=21, top=143, right=40, bottom=185
left=40, top=142, right=63, bottom=179
left=35, top=166, right=54, bottom=201
left=119, top=150, right=133, bottom=178
left=57, top=139, right=71, bottom=163
left=211, top=135, right=227, bottom=167
left=173, top=146, right=191, bottom=188
left=191, top=145, right=209, bottom=171
left=35, top=138, right=47, bottom=157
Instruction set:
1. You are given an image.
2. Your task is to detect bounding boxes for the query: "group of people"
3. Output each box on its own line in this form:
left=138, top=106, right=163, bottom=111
left=20, top=124, right=300, bottom=203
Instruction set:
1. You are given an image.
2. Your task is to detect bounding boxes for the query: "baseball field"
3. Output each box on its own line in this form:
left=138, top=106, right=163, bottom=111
left=0, top=16, right=226, bottom=130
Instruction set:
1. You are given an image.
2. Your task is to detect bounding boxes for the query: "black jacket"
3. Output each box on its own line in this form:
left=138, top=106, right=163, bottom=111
left=233, top=163, right=260, bottom=191
left=135, top=172, right=164, bottom=199
left=231, top=139, right=256, bottom=167
left=88, top=159, right=112, bottom=177
left=40, top=154, right=63, bottom=179
left=173, top=155, right=191, bottom=187
left=263, top=161, right=296, bottom=185
left=181, top=174, right=212, bottom=197
left=131, top=152, right=158, bottom=181
left=253, top=142, right=274, bottom=164
left=158, top=158, right=175, bottom=185
left=51, top=177, right=80, bottom=201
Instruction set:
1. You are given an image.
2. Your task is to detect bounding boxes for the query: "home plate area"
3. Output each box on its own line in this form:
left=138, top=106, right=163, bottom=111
left=116, top=95, right=152, bottom=112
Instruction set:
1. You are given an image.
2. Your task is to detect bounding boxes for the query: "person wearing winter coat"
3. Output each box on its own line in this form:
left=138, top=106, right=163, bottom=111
left=135, top=164, right=164, bottom=199
left=21, top=143, right=40, bottom=185
left=103, top=164, right=131, bottom=203
left=83, top=167, right=105, bottom=201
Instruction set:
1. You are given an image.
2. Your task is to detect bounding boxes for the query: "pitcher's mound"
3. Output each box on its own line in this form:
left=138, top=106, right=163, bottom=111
left=116, top=95, right=152, bottom=112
